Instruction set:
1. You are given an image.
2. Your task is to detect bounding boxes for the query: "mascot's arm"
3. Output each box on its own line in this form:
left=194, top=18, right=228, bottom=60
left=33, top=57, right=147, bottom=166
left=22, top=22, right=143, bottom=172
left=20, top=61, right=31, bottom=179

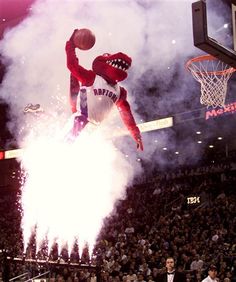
left=65, top=38, right=95, bottom=86
left=116, top=87, right=144, bottom=151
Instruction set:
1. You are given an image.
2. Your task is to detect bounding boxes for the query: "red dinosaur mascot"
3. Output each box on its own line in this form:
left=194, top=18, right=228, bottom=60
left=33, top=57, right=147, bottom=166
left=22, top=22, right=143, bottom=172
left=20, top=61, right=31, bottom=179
left=66, top=29, right=143, bottom=151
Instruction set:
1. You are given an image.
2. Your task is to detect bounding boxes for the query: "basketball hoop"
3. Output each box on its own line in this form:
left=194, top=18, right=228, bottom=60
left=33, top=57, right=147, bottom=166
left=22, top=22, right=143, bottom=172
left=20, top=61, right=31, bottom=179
left=186, top=54, right=236, bottom=108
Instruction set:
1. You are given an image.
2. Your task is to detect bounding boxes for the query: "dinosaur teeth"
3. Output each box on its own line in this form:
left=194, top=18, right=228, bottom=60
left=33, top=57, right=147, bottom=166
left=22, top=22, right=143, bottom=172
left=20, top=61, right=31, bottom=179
left=107, top=59, right=130, bottom=71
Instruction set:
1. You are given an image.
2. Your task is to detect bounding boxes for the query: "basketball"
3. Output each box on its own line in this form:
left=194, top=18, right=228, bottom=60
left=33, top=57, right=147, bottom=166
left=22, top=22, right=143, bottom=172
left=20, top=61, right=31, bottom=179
left=73, top=28, right=96, bottom=50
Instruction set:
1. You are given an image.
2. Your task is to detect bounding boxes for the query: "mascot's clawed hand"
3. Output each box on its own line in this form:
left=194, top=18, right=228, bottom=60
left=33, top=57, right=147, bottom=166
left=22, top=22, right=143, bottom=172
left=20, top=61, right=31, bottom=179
left=66, top=29, right=143, bottom=151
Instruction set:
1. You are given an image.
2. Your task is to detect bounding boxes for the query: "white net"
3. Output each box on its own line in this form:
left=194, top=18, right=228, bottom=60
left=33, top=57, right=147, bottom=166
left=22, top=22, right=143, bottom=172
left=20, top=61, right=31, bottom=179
left=186, top=55, right=235, bottom=108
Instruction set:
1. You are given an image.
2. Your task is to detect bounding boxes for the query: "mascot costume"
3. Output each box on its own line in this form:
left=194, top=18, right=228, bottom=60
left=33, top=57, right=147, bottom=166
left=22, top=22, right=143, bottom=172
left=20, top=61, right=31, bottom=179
left=66, top=29, right=143, bottom=151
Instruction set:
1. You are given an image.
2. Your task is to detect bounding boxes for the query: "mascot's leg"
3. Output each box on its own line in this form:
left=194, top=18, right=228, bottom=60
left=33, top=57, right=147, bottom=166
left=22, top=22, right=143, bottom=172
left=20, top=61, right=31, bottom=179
left=72, top=115, right=88, bottom=137
left=65, top=114, right=88, bottom=143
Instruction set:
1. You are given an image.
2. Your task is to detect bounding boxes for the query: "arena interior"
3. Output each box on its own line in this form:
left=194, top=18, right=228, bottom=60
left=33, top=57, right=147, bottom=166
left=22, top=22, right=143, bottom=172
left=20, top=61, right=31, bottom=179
left=0, top=0, right=236, bottom=281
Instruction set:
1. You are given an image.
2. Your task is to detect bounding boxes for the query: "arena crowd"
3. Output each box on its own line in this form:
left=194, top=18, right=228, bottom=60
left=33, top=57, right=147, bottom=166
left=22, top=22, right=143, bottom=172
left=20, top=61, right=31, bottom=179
left=0, top=160, right=236, bottom=282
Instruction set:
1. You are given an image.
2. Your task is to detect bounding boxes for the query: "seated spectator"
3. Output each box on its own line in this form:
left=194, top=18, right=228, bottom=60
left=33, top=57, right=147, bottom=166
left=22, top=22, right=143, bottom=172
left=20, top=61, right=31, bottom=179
left=190, top=254, right=204, bottom=272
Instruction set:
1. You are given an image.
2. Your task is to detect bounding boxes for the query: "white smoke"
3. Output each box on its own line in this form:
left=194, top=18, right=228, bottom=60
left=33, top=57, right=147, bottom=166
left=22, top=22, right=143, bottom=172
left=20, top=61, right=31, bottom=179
left=0, top=0, right=196, bottom=121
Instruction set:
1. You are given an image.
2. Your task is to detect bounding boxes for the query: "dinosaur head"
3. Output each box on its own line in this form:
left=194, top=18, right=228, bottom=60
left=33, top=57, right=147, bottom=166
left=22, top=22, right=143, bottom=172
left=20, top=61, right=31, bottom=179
left=92, top=52, right=132, bottom=85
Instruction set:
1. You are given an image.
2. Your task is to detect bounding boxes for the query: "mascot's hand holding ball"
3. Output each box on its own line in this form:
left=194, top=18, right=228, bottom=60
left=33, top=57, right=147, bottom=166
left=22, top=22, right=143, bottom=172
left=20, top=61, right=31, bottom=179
left=65, top=28, right=143, bottom=151
left=72, top=28, right=96, bottom=50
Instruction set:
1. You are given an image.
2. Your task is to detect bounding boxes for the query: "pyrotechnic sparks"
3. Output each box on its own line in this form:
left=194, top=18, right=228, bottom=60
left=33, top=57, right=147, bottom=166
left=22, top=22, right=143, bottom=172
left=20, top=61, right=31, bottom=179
left=19, top=124, right=133, bottom=259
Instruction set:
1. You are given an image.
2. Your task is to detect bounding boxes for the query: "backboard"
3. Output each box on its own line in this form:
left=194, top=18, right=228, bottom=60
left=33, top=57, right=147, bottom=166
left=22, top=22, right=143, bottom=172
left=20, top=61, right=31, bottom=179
left=192, top=0, right=236, bottom=68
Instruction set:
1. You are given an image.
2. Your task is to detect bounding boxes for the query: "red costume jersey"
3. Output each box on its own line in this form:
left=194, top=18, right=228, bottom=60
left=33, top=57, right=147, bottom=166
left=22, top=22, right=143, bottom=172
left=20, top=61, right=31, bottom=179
left=65, top=35, right=143, bottom=149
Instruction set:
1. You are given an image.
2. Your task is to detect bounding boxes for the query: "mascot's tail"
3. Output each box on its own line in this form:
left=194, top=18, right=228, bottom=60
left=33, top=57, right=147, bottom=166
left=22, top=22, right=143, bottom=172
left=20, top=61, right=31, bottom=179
left=23, top=103, right=43, bottom=114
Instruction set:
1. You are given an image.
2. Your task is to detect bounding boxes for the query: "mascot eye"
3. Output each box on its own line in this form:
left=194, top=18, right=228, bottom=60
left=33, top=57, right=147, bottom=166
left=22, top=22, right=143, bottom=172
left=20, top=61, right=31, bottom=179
left=103, top=53, right=110, bottom=57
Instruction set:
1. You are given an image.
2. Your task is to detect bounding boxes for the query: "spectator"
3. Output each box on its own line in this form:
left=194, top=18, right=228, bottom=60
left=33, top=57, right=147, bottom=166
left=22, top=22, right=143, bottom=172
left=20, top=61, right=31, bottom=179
left=190, top=254, right=204, bottom=272
left=134, top=273, right=146, bottom=282
left=158, top=257, right=187, bottom=282
left=201, top=265, right=218, bottom=282
left=90, top=272, right=97, bottom=282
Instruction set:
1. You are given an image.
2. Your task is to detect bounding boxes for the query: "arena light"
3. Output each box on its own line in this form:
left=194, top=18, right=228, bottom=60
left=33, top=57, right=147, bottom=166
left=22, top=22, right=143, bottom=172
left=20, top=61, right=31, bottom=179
left=4, top=149, right=23, bottom=159
left=113, top=117, right=173, bottom=137
left=138, top=117, right=173, bottom=133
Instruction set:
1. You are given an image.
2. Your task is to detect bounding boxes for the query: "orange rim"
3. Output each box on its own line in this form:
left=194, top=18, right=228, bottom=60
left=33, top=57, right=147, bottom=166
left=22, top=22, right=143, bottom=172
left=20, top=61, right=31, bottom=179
left=185, top=54, right=236, bottom=75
